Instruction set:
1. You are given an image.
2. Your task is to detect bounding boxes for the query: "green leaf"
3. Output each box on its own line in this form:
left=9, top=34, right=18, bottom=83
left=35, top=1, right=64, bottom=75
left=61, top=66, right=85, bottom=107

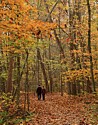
left=0, top=119, right=3, bottom=124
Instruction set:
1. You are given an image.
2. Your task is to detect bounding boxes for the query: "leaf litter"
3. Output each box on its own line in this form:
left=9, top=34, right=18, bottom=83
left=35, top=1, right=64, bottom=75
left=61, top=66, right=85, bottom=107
left=0, top=93, right=98, bottom=125
left=28, top=93, right=98, bottom=125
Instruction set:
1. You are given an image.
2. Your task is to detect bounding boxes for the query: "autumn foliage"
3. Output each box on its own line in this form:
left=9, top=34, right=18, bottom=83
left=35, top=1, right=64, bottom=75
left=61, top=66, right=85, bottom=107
left=0, top=0, right=57, bottom=54
left=0, top=0, right=98, bottom=124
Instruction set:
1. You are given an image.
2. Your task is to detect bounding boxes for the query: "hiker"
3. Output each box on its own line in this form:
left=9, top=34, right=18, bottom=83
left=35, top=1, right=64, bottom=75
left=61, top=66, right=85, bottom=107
left=42, top=86, right=46, bottom=100
left=36, top=85, right=42, bottom=100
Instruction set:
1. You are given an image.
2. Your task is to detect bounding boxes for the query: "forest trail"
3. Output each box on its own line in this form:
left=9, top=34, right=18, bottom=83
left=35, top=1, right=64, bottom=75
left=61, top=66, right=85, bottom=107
left=27, top=93, right=98, bottom=125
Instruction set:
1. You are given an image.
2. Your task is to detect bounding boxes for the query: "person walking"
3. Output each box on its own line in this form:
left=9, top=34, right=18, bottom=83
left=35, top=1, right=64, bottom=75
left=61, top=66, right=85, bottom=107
left=42, top=86, right=46, bottom=100
left=36, top=85, right=42, bottom=100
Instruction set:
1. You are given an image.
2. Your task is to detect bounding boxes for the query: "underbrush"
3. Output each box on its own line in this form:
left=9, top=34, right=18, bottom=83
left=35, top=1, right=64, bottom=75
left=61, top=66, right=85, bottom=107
left=0, top=93, right=34, bottom=125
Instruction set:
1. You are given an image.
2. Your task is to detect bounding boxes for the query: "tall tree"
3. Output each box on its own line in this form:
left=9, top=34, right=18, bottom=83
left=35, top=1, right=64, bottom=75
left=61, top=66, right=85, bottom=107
left=86, top=0, right=96, bottom=92
left=6, top=54, right=13, bottom=93
left=37, top=47, right=49, bottom=91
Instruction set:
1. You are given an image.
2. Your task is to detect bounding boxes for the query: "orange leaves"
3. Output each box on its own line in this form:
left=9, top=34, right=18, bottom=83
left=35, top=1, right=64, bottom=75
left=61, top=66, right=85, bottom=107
left=30, top=20, right=57, bottom=31
left=26, top=93, right=98, bottom=125
left=66, top=38, right=71, bottom=43
left=65, top=69, right=92, bottom=82
left=3, top=46, right=15, bottom=53
left=71, top=50, right=81, bottom=54
left=26, top=20, right=57, bottom=38
left=2, top=41, right=26, bottom=54
left=7, top=0, right=15, bottom=5
left=1, top=92, right=97, bottom=125
left=25, top=0, right=28, bottom=3
left=1, top=0, right=6, bottom=6
left=0, top=0, right=57, bottom=55
left=0, top=0, right=57, bottom=37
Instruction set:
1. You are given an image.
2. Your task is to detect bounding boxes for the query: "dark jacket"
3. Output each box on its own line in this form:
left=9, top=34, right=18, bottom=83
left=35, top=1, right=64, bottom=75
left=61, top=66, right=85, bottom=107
left=36, top=86, right=42, bottom=95
left=42, top=88, right=46, bottom=95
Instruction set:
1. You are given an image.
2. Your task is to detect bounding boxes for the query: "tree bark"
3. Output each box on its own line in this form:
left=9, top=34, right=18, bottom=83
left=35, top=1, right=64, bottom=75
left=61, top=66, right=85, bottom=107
left=44, top=0, right=66, bottom=63
left=37, top=48, right=49, bottom=91
left=16, top=55, right=20, bottom=106
left=24, top=51, right=30, bottom=111
left=6, top=54, right=13, bottom=93
left=86, top=0, right=96, bottom=92
left=48, top=42, right=53, bottom=93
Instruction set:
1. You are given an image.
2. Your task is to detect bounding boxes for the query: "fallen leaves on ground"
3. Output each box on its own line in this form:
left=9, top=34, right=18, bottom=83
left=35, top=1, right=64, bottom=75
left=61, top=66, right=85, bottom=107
left=26, top=93, right=98, bottom=125
left=0, top=93, right=98, bottom=125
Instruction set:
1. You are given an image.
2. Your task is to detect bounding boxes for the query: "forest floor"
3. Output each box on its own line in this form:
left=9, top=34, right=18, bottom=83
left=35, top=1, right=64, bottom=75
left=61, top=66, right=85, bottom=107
left=24, top=93, right=98, bottom=125
left=0, top=93, right=98, bottom=125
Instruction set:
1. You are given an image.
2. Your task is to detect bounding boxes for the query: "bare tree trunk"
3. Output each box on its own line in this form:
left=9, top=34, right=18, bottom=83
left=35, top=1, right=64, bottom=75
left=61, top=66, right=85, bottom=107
left=26, top=54, right=30, bottom=111
left=48, top=42, right=53, bottom=93
left=67, top=81, right=72, bottom=94
left=24, top=51, right=30, bottom=111
left=37, top=50, right=40, bottom=85
left=12, top=52, right=28, bottom=102
left=44, top=0, right=66, bottom=63
left=16, top=55, right=20, bottom=106
left=6, top=54, right=13, bottom=93
left=86, top=0, right=96, bottom=92
left=0, top=44, right=6, bottom=93
left=68, top=0, right=77, bottom=95
left=37, top=48, right=49, bottom=91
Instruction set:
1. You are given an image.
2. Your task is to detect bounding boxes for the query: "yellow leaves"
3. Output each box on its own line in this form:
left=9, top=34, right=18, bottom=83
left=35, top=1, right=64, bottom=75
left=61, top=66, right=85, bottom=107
left=0, top=0, right=57, bottom=37
left=14, top=49, right=24, bottom=54
left=26, top=20, right=57, bottom=38
left=7, top=0, right=15, bottom=5
left=3, top=46, right=15, bottom=53
left=8, top=12, right=16, bottom=20
left=65, top=69, right=91, bottom=82
left=0, top=9, right=6, bottom=15
left=2, top=44, right=25, bottom=54
left=71, top=50, right=81, bottom=54
left=11, top=0, right=34, bottom=14
left=20, top=3, right=32, bottom=12
left=1, top=0, right=6, bottom=6
left=12, top=24, right=21, bottom=30
left=64, top=5, right=69, bottom=11
left=11, top=4, right=17, bottom=10
left=34, top=20, right=57, bottom=30
left=0, top=0, right=57, bottom=55
left=32, top=6, right=38, bottom=13
left=14, top=0, right=25, bottom=6
left=26, top=36, right=33, bottom=42
left=1, top=0, right=14, bottom=5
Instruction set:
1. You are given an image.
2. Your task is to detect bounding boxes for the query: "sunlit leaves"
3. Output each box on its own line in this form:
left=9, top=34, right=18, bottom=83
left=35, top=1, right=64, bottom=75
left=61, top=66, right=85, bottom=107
left=0, top=0, right=57, bottom=55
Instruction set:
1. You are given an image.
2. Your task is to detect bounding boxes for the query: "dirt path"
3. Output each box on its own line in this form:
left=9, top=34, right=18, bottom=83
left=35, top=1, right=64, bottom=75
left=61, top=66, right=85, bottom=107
left=28, top=93, right=97, bottom=125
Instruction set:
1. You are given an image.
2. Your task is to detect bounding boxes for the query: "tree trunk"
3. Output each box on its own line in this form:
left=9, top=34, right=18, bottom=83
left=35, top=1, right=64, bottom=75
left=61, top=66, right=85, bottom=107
left=6, top=54, right=13, bottom=93
left=12, top=52, right=28, bottom=102
left=67, top=81, right=72, bottom=95
left=37, top=48, right=48, bottom=91
left=60, top=75, right=63, bottom=96
left=48, top=42, right=53, bottom=93
left=24, top=51, right=30, bottom=111
left=44, top=0, right=66, bottom=63
left=16, top=55, right=20, bottom=106
left=86, top=0, right=96, bottom=92
left=71, top=83, right=77, bottom=95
